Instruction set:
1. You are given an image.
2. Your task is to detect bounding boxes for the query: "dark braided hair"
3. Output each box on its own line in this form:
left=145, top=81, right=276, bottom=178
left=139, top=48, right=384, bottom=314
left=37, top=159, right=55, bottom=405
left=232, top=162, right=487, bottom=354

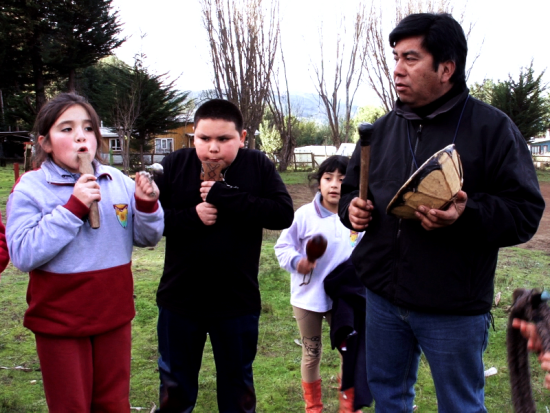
left=507, top=288, right=550, bottom=412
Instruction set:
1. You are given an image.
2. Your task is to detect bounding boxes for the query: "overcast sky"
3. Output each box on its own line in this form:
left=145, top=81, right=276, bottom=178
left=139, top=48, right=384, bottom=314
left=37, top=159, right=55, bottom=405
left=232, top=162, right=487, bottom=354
left=110, top=0, right=550, bottom=107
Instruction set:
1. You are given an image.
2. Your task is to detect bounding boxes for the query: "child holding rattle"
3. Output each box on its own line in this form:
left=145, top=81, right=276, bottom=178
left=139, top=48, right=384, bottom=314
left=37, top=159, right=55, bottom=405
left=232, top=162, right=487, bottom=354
left=275, top=155, right=363, bottom=412
left=6, top=93, right=164, bottom=413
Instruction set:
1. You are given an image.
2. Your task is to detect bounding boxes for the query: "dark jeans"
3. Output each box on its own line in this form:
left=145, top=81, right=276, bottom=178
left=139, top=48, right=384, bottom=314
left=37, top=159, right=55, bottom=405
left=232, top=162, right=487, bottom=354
left=365, top=289, right=490, bottom=413
left=156, top=306, right=259, bottom=413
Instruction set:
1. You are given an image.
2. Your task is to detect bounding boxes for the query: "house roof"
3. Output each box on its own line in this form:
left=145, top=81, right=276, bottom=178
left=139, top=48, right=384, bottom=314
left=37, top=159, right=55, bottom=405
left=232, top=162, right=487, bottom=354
left=100, top=126, right=118, bottom=138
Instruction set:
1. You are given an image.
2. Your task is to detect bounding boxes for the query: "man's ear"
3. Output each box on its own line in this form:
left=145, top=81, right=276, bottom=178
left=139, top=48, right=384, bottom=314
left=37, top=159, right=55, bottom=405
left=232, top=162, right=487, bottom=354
left=440, top=61, right=456, bottom=83
left=38, top=135, right=52, bottom=153
left=239, top=130, right=247, bottom=148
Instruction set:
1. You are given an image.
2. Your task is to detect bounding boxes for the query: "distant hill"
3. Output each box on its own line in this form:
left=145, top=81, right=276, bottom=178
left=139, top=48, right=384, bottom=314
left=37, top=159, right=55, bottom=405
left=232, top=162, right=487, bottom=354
left=189, top=91, right=360, bottom=123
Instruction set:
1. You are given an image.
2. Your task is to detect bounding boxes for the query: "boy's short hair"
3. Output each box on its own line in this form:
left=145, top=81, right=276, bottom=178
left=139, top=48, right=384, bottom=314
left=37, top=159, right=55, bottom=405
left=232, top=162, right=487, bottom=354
left=194, top=99, right=244, bottom=133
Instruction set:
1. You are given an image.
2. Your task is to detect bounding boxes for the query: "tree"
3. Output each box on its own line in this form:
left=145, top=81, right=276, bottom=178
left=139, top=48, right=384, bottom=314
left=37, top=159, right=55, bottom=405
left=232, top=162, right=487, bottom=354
left=362, top=0, right=479, bottom=113
left=469, top=79, right=496, bottom=103
left=475, top=62, right=550, bottom=141
left=266, top=41, right=296, bottom=171
left=350, top=105, right=385, bottom=141
left=44, top=0, right=125, bottom=92
left=79, top=56, right=193, bottom=173
left=294, top=119, right=331, bottom=147
left=0, top=0, right=124, bottom=119
left=312, top=4, right=368, bottom=147
left=201, top=0, right=280, bottom=149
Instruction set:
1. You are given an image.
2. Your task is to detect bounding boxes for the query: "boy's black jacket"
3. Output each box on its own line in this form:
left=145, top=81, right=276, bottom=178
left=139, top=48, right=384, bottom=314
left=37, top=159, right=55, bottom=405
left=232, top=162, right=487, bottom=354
left=155, top=148, right=294, bottom=318
left=339, top=91, right=545, bottom=315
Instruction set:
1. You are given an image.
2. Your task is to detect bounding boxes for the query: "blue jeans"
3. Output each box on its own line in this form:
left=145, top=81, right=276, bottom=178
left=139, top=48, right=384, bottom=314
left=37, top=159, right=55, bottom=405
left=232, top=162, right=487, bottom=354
left=366, top=289, right=490, bottom=413
left=157, top=306, right=259, bottom=413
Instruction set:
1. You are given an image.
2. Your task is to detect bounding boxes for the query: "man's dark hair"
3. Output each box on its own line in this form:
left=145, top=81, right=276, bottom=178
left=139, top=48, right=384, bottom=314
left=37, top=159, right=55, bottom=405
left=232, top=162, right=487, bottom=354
left=194, top=99, right=244, bottom=133
left=389, top=13, right=468, bottom=85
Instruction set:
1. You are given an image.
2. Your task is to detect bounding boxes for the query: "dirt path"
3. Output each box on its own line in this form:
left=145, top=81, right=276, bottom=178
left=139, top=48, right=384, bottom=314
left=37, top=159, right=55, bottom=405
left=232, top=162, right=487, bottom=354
left=286, top=181, right=550, bottom=254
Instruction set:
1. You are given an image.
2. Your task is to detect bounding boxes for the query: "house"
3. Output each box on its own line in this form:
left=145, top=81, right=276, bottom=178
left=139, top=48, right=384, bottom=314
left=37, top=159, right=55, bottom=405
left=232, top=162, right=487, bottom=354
left=529, top=130, right=550, bottom=155
left=100, top=121, right=195, bottom=165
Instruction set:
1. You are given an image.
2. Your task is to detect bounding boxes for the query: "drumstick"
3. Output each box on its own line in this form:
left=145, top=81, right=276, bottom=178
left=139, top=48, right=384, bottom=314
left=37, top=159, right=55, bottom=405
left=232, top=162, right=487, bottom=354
left=77, top=152, right=100, bottom=229
left=358, top=123, right=374, bottom=201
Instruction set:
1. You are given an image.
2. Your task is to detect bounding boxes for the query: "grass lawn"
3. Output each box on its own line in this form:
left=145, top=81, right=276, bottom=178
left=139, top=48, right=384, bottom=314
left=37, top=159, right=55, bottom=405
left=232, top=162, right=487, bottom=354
left=0, top=166, right=550, bottom=411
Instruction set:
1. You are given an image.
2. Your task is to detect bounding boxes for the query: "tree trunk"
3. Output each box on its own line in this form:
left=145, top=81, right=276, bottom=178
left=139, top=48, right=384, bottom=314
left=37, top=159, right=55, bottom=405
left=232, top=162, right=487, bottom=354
left=67, top=69, right=76, bottom=93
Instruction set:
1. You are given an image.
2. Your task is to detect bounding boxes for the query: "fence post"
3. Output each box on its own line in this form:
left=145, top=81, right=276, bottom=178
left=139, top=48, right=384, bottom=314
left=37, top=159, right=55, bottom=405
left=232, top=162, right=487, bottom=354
left=293, top=153, right=297, bottom=171
left=24, top=142, right=32, bottom=172
left=311, top=153, right=315, bottom=169
left=14, top=162, right=19, bottom=181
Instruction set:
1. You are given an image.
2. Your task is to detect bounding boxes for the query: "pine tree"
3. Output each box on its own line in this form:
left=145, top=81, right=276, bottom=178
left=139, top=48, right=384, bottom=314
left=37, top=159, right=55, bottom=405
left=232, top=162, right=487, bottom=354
left=489, top=62, right=550, bottom=141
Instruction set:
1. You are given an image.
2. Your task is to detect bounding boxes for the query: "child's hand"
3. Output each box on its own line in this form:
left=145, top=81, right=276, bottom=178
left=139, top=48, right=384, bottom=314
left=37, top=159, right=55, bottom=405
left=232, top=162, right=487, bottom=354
left=297, top=258, right=316, bottom=275
left=74, top=174, right=101, bottom=208
left=200, top=181, right=216, bottom=202
left=540, top=353, right=550, bottom=389
left=196, top=202, right=217, bottom=226
left=512, top=318, right=542, bottom=353
left=135, top=172, right=160, bottom=201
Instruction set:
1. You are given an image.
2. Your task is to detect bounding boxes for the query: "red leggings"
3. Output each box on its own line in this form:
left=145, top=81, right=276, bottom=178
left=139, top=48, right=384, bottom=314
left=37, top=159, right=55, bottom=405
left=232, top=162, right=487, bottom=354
left=35, top=322, right=131, bottom=413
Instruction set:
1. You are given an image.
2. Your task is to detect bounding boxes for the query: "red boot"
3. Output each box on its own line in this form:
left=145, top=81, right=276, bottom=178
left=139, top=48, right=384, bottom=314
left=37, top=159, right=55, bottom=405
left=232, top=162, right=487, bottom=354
left=302, top=378, right=323, bottom=412
left=338, top=376, right=362, bottom=413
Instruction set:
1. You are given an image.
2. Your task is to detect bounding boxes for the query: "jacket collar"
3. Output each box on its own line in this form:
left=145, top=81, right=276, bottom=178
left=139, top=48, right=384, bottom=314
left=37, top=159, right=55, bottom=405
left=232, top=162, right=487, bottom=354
left=42, top=158, right=112, bottom=185
left=394, top=86, right=470, bottom=121
left=313, top=192, right=335, bottom=218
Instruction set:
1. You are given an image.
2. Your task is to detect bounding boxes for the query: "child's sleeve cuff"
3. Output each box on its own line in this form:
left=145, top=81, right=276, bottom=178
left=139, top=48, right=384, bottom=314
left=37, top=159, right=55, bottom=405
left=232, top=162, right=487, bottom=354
left=63, top=195, right=90, bottom=220
left=135, top=195, right=159, bottom=213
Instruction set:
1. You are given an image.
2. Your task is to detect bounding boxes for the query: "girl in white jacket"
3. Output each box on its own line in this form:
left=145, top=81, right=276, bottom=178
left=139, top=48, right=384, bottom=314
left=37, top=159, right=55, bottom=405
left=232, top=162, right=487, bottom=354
left=275, top=155, right=362, bottom=413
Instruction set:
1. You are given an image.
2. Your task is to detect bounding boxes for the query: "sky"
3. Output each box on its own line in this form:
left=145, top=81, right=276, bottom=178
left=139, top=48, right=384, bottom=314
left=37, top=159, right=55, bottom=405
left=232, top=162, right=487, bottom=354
left=110, top=0, right=550, bottom=107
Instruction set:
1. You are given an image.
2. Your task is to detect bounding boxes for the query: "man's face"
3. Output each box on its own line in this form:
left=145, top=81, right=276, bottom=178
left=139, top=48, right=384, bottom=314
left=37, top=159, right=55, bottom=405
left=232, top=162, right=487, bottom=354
left=194, top=118, right=246, bottom=167
left=393, top=36, right=454, bottom=108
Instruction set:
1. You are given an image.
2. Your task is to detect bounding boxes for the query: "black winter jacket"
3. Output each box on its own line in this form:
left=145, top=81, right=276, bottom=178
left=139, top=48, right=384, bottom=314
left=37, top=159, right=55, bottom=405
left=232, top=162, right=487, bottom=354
left=339, top=89, right=545, bottom=315
left=155, top=148, right=294, bottom=318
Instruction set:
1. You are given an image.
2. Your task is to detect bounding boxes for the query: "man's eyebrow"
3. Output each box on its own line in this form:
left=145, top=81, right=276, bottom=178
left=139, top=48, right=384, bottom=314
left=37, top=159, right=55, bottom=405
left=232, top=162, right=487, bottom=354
left=393, top=49, right=422, bottom=57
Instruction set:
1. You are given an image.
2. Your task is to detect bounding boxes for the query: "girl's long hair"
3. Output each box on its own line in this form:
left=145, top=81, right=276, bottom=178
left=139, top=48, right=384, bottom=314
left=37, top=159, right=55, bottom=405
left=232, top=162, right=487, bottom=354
left=32, top=93, right=104, bottom=167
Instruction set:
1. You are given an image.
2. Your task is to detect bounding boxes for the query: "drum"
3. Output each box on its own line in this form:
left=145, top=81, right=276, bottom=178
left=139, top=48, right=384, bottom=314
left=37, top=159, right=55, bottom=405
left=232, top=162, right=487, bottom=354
left=386, top=144, right=463, bottom=219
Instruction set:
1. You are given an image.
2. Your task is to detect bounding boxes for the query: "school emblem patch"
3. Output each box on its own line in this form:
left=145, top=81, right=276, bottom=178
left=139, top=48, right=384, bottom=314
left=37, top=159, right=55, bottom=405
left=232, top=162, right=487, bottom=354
left=350, top=230, right=359, bottom=247
left=113, top=204, right=129, bottom=228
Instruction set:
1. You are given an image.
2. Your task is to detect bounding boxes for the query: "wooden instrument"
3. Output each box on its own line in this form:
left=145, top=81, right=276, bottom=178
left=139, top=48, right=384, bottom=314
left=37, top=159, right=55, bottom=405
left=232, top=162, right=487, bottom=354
left=306, top=235, right=328, bottom=263
left=77, top=152, right=100, bottom=229
left=200, top=161, right=225, bottom=181
left=386, top=144, right=463, bottom=220
left=358, top=123, right=374, bottom=201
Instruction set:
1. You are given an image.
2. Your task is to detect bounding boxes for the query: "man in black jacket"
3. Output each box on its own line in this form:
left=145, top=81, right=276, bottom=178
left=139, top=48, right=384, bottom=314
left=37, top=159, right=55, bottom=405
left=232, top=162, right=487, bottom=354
left=339, top=13, right=545, bottom=412
left=154, top=99, right=294, bottom=412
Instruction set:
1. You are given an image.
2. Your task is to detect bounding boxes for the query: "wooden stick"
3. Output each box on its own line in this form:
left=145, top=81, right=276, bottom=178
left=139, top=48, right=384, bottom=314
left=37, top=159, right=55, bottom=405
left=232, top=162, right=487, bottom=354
left=77, top=152, right=100, bottom=229
left=358, top=123, right=374, bottom=201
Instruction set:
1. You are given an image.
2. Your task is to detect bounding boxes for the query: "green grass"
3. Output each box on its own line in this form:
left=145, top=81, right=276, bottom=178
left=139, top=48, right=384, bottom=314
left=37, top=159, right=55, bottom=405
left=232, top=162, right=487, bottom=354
left=537, top=169, right=550, bottom=182
left=1, top=169, right=550, bottom=411
left=279, top=170, right=309, bottom=185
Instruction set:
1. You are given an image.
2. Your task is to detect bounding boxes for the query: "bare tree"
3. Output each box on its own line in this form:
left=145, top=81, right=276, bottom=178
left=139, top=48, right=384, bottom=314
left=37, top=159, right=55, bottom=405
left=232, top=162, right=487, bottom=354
left=201, top=0, right=280, bottom=149
left=363, top=0, right=480, bottom=113
left=312, top=4, right=368, bottom=147
left=267, top=43, right=295, bottom=172
left=112, top=56, right=145, bottom=175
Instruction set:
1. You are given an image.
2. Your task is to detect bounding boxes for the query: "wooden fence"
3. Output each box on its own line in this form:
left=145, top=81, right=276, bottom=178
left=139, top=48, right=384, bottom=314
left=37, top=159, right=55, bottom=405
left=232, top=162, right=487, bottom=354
left=533, top=155, right=550, bottom=169
left=269, top=153, right=331, bottom=171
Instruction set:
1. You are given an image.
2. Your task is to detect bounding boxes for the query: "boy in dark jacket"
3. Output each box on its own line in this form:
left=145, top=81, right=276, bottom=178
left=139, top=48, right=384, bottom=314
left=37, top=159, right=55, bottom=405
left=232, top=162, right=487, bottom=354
left=155, top=99, right=294, bottom=412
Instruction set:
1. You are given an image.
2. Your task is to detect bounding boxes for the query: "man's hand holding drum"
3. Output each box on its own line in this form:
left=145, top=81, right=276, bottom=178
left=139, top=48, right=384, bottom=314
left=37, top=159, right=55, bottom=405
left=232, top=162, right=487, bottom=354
left=415, top=190, right=468, bottom=231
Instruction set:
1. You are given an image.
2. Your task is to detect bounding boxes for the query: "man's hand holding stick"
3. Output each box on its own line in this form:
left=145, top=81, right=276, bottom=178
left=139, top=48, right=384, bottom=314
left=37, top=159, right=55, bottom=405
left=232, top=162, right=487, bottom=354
left=349, top=123, right=374, bottom=231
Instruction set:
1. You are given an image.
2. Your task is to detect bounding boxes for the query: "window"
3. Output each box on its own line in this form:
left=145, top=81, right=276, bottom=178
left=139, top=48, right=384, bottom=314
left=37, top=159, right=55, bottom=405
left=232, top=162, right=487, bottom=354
left=155, top=138, right=173, bottom=154
left=109, top=138, right=121, bottom=152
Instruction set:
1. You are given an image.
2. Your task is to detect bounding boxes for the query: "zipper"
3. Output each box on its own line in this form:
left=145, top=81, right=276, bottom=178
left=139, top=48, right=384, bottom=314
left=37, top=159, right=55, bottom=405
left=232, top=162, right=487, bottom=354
left=393, top=122, right=423, bottom=299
